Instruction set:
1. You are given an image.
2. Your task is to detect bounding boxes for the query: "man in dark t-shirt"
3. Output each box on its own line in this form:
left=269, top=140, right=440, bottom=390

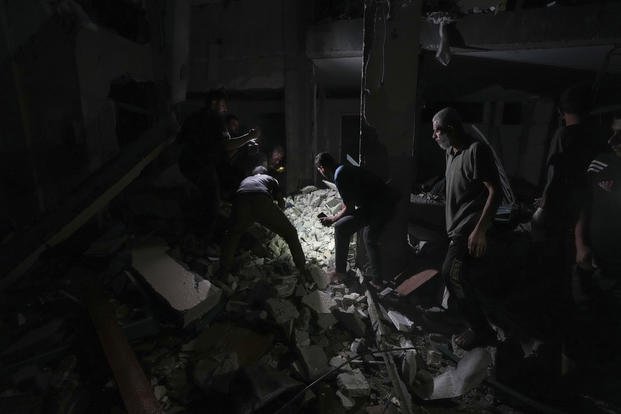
left=219, top=166, right=307, bottom=277
left=576, top=118, right=621, bottom=282
left=177, top=90, right=259, bottom=242
left=315, top=152, right=400, bottom=288
left=433, top=107, right=501, bottom=350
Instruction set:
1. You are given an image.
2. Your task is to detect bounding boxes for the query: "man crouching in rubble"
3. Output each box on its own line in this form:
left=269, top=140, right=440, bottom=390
left=314, top=152, right=399, bottom=289
left=432, top=107, right=501, bottom=350
left=218, top=166, right=309, bottom=280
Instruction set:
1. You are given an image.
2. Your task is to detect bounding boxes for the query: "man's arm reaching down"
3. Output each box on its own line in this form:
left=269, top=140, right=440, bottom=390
left=468, top=180, right=498, bottom=258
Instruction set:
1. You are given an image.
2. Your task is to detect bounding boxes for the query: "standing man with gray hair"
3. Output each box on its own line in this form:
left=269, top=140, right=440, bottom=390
left=432, top=107, right=501, bottom=350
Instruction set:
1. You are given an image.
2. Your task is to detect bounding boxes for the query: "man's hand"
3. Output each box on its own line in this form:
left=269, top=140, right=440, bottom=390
left=248, top=127, right=261, bottom=140
left=320, top=216, right=335, bottom=227
left=468, top=228, right=487, bottom=258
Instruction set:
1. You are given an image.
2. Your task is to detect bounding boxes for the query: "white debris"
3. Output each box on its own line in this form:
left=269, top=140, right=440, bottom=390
left=387, top=310, right=415, bottom=332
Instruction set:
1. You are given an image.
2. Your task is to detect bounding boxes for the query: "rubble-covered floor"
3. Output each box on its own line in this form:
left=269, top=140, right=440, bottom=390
left=1, top=170, right=620, bottom=414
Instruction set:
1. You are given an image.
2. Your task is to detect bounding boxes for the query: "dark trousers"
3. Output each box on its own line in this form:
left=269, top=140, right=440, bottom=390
left=443, top=237, right=496, bottom=334
left=179, top=160, right=221, bottom=239
left=333, top=211, right=390, bottom=282
left=220, top=193, right=306, bottom=274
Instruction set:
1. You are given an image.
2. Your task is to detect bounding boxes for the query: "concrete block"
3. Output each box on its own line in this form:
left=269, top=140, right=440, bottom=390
left=266, top=298, right=300, bottom=325
left=309, top=265, right=330, bottom=290
left=337, top=369, right=370, bottom=397
left=302, top=290, right=337, bottom=314
left=298, top=345, right=330, bottom=380
left=132, top=241, right=222, bottom=327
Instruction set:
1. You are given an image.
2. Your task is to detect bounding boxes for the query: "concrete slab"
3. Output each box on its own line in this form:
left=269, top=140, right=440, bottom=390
left=132, top=240, right=222, bottom=327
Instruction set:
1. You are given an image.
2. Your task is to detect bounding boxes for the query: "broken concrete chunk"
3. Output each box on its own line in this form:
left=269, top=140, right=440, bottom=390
left=266, top=298, right=300, bottom=325
left=132, top=241, right=222, bottom=327
left=337, top=369, right=370, bottom=397
left=298, top=345, right=330, bottom=380
left=387, top=310, right=414, bottom=332
left=309, top=266, right=330, bottom=290
left=302, top=290, right=337, bottom=314
left=336, top=390, right=355, bottom=410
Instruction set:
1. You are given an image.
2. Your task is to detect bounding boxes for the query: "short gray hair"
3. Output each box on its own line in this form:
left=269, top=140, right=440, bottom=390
left=432, top=107, right=463, bottom=132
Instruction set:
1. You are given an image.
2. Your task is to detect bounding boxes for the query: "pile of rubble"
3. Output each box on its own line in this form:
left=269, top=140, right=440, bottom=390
left=0, top=184, right=515, bottom=414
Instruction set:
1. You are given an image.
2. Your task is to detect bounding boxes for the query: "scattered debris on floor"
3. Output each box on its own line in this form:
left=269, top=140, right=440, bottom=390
left=0, top=185, right=539, bottom=413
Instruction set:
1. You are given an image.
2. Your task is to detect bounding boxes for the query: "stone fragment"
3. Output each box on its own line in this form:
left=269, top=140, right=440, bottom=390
left=132, top=241, right=222, bottom=326
left=337, top=369, right=370, bottom=397
left=298, top=345, right=330, bottom=380
left=266, top=298, right=300, bottom=325
left=302, top=290, right=337, bottom=314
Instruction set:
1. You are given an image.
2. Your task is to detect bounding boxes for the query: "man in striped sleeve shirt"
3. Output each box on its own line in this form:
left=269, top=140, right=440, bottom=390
left=575, top=117, right=621, bottom=283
